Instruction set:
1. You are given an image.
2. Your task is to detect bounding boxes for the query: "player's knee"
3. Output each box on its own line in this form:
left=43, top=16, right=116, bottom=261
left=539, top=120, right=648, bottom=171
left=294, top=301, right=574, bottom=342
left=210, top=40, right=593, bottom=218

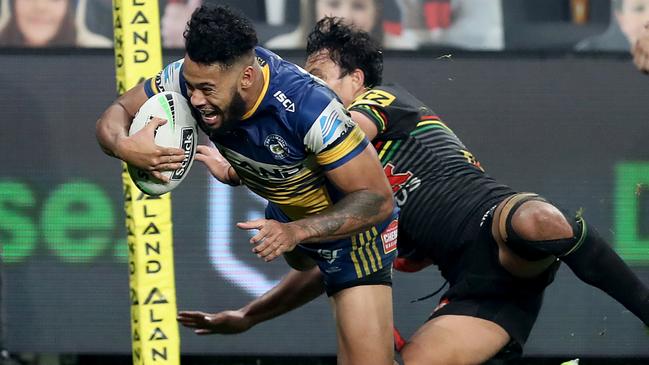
left=510, top=201, right=573, bottom=242
left=497, top=194, right=584, bottom=261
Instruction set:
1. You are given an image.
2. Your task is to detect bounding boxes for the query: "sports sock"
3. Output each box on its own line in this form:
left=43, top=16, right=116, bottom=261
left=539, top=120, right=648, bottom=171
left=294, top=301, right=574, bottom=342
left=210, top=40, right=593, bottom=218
left=561, top=221, right=649, bottom=326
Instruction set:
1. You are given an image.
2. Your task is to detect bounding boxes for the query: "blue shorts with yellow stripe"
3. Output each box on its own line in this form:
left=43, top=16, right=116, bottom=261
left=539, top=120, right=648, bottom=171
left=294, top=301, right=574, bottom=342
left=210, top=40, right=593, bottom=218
left=266, top=203, right=398, bottom=296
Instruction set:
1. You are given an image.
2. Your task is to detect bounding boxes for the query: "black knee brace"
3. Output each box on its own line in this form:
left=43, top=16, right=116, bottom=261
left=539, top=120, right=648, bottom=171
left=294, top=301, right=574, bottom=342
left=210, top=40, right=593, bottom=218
left=499, top=193, right=586, bottom=261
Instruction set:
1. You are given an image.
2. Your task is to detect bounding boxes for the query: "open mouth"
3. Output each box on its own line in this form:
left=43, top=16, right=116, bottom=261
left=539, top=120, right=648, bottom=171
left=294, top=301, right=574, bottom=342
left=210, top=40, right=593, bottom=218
left=199, top=109, right=221, bottom=125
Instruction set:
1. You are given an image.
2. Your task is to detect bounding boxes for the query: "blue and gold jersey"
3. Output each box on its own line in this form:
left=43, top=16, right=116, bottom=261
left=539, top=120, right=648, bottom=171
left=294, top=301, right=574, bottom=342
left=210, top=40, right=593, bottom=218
left=144, top=47, right=369, bottom=221
left=146, top=48, right=398, bottom=289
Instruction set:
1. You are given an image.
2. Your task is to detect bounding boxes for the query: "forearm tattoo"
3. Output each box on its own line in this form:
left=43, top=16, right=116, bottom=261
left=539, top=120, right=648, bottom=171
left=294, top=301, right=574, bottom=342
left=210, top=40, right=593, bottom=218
left=295, top=190, right=386, bottom=242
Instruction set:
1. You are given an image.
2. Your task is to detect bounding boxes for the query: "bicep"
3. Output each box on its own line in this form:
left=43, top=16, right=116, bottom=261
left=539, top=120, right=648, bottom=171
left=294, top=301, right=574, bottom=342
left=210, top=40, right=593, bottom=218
left=324, top=144, right=391, bottom=196
left=115, top=82, right=149, bottom=118
left=350, top=110, right=378, bottom=141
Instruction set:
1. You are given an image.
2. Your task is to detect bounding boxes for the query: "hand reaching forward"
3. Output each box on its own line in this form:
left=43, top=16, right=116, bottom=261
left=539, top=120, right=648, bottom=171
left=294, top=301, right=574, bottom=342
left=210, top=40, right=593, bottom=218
left=194, top=144, right=240, bottom=186
left=177, top=310, right=253, bottom=335
left=237, top=219, right=305, bottom=262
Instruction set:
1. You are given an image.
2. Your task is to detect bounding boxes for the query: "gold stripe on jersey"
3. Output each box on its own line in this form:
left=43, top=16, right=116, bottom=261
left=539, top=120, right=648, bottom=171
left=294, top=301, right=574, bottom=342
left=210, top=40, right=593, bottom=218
left=148, top=77, right=160, bottom=94
left=368, top=229, right=384, bottom=270
left=363, top=231, right=378, bottom=272
left=370, top=227, right=383, bottom=268
left=416, top=120, right=454, bottom=134
left=278, top=186, right=333, bottom=220
left=316, top=125, right=366, bottom=166
left=350, top=235, right=364, bottom=278
left=240, top=177, right=333, bottom=220
left=349, top=101, right=389, bottom=133
left=348, top=228, right=388, bottom=278
left=378, top=140, right=394, bottom=160
left=242, top=64, right=270, bottom=120
left=356, top=233, right=371, bottom=276
left=235, top=161, right=321, bottom=194
left=357, top=104, right=388, bottom=133
left=226, top=151, right=337, bottom=220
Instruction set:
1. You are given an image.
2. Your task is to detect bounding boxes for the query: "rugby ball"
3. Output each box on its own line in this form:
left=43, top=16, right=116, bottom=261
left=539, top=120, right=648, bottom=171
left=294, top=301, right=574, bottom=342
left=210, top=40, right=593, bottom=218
left=127, top=91, right=198, bottom=196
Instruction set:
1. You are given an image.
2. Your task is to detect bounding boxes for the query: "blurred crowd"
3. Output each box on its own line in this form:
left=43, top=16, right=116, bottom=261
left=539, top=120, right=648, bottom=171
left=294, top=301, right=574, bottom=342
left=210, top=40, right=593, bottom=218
left=0, top=0, right=647, bottom=53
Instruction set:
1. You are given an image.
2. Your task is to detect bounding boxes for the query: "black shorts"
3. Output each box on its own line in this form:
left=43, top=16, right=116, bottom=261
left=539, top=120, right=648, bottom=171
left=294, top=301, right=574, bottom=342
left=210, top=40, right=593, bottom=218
left=428, top=205, right=560, bottom=356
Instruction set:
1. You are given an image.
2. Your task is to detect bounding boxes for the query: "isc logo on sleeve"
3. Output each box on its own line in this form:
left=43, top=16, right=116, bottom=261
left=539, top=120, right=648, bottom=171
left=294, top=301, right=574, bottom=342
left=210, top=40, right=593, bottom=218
left=273, top=90, right=295, bottom=112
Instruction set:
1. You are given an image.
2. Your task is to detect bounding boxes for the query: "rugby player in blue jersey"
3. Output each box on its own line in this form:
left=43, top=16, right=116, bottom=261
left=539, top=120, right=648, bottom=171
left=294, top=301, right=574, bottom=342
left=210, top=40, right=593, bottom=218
left=96, top=6, right=400, bottom=365
left=177, top=17, right=649, bottom=365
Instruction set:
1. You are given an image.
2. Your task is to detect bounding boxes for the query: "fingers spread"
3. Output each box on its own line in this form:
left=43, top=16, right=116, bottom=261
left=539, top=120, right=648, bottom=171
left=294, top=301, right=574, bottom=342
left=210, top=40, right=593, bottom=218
left=196, top=145, right=214, bottom=155
left=237, top=219, right=266, bottom=230
left=249, top=229, right=268, bottom=245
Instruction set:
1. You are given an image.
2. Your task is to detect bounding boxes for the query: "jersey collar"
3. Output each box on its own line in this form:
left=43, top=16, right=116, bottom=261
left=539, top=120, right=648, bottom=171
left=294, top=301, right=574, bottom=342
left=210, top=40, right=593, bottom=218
left=241, top=63, right=270, bottom=120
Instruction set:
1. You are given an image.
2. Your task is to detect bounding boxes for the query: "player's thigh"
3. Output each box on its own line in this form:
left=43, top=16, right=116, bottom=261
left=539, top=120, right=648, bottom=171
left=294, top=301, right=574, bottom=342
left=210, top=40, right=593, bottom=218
left=402, top=314, right=510, bottom=365
left=330, top=284, right=394, bottom=365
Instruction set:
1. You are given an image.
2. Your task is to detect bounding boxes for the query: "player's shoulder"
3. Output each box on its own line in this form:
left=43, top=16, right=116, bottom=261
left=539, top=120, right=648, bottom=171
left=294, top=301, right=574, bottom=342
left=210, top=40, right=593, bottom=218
left=351, top=83, right=426, bottom=112
left=260, top=47, right=341, bottom=128
left=349, top=83, right=404, bottom=109
left=158, top=59, right=185, bottom=86
left=146, top=58, right=186, bottom=97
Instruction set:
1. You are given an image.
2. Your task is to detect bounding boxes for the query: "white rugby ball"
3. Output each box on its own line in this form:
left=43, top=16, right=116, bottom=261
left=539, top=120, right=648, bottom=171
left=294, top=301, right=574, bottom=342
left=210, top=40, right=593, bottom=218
left=127, top=91, right=198, bottom=196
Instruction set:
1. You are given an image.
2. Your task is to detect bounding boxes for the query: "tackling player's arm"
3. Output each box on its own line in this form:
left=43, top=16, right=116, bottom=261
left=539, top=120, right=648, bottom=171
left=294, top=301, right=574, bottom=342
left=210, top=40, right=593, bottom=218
left=350, top=110, right=379, bottom=141
left=177, top=267, right=325, bottom=335
left=96, top=80, right=187, bottom=181
left=194, top=145, right=241, bottom=186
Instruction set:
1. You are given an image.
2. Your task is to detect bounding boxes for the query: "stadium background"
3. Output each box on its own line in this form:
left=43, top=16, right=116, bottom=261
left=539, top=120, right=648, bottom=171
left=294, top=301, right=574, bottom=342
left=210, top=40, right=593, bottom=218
left=1, top=0, right=649, bottom=364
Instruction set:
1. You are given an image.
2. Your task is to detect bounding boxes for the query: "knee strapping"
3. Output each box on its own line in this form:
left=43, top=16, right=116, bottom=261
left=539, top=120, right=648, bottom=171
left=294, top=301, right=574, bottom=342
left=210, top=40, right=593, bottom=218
left=498, top=193, right=586, bottom=261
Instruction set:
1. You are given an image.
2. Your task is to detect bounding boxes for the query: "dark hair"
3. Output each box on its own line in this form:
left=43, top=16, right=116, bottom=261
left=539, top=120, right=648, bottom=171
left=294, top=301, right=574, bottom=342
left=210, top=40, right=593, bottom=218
left=184, top=4, right=258, bottom=66
left=306, top=17, right=383, bottom=88
left=0, top=0, right=76, bottom=46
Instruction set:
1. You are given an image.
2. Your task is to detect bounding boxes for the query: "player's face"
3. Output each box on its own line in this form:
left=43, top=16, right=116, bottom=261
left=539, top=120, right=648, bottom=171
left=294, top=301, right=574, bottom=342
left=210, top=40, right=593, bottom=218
left=15, top=0, right=68, bottom=46
left=316, top=0, right=378, bottom=33
left=182, top=55, right=247, bottom=135
left=305, top=50, right=359, bottom=107
left=617, top=0, right=649, bottom=45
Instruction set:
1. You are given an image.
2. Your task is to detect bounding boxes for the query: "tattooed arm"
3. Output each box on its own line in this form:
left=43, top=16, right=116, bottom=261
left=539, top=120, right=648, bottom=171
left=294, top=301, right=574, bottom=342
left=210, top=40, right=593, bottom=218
left=292, top=185, right=389, bottom=243
left=290, top=143, right=394, bottom=242
left=239, top=144, right=394, bottom=261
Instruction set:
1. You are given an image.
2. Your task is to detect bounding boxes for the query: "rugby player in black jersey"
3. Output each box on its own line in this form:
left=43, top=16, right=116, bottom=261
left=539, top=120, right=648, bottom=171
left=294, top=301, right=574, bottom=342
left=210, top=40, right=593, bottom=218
left=177, top=17, right=649, bottom=364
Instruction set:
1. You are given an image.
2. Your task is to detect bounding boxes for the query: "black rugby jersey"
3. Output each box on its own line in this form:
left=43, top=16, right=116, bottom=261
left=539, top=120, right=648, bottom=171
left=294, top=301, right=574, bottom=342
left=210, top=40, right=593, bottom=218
left=349, top=84, right=515, bottom=264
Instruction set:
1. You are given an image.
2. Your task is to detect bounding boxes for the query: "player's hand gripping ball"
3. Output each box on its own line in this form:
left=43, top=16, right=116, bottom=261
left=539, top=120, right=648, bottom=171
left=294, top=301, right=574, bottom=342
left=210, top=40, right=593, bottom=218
left=128, top=91, right=198, bottom=195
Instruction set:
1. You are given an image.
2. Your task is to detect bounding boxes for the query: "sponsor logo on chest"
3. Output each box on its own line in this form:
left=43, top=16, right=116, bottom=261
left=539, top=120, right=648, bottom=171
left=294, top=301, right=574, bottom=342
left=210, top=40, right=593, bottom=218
left=383, top=163, right=421, bottom=207
left=223, top=148, right=303, bottom=180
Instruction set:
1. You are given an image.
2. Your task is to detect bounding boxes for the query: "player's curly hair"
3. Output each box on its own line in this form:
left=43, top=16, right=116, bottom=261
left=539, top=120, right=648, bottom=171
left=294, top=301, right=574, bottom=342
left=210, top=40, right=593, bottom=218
left=306, top=17, right=383, bottom=88
left=184, top=4, right=258, bottom=66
